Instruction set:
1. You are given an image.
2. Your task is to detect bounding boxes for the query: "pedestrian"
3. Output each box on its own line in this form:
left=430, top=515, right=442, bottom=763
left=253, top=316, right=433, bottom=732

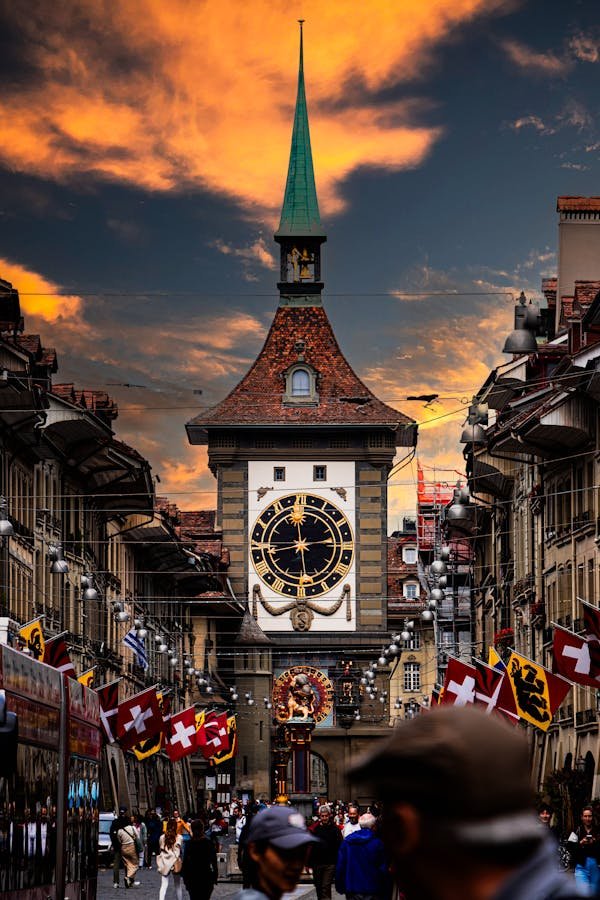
left=568, top=806, right=600, bottom=895
left=342, top=806, right=361, bottom=838
left=310, top=805, right=342, bottom=900
left=110, top=807, right=130, bottom=889
left=350, top=705, right=587, bottom=900
left=134, top=813, right=147, bottom=869
left=234, top=806, right=247, bottom=843
left=156, top=817, right=184, bottom=900
left=146, top=809, right=162, bottom=869
left=116, top=814, right=141, bottom=888
left=233, top=805, right=318, bottom=900
left=335, top=813, right=391, bottom=900
left=181, top=818, right=219, bottom=900
left=237, top=804, right=258, bottom=888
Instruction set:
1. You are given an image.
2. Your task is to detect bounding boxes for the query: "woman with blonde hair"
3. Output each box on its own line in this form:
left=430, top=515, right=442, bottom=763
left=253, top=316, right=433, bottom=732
left=156, top=817, right=183, bottom=900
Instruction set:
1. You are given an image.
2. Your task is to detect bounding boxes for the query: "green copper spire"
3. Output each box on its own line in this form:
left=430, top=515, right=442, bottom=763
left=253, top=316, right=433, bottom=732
left=275, top=21, right=325, bottom=238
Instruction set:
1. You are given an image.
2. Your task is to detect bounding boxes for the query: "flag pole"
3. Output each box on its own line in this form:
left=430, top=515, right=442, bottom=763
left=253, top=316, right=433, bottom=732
left=19, top=614, right=45, bottom=630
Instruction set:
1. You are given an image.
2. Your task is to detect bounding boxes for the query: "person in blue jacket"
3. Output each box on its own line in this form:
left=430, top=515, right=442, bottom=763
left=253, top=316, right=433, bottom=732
left=335, top=813, right=391, bottom=900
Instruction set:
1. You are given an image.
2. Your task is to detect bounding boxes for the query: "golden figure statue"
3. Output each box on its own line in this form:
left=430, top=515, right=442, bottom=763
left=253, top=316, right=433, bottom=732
left=299, top=247, right=313, bottom=280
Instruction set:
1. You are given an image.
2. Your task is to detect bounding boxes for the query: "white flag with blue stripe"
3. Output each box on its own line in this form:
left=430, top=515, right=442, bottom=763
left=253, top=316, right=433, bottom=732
left=123, top=629, right=148, bottom=670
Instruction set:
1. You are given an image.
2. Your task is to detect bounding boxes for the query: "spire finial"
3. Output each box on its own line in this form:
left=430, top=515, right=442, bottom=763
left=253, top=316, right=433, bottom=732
left=275, top=20, right=325, bottom=238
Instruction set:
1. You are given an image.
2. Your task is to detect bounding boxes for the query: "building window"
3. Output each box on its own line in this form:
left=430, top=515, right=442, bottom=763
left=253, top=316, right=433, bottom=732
left=403, top=583, right=418, bottom=599
left=274, top=467, right=286, bottom=482
left=403, top=547, right=417, bottom=564
left=403, top=631, right=421, bottom=650
left=404, top=663, right=421, bottom=692
left=313, top=465, right=327, bottom=482
left=291, top=369, right=311, bottom=396
left=284, top=364, right=319, bottom=406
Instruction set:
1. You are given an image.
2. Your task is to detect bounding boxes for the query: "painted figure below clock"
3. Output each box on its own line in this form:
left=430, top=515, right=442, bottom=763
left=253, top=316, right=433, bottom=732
left=251, top=493, right=354, bottom=599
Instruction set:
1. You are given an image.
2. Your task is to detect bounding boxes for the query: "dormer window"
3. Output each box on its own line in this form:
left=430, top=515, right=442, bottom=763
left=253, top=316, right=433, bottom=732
left=291, top=368, right=311, bottom=396
left=283, top=363, right=319, bottom=406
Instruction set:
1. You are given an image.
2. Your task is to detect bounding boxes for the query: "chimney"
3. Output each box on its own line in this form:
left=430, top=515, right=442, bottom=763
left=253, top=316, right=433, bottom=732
left=556, top=196, right=600, bottom=333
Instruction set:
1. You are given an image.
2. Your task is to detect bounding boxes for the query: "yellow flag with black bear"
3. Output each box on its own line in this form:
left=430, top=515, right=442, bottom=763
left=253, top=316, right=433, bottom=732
left=19, top=617, right=45, bottom=661
left=210, top=715, right=237, bottom=766
left=78, top=668, right=96, bottom=688
left=505, top=650, right=570, bottom=732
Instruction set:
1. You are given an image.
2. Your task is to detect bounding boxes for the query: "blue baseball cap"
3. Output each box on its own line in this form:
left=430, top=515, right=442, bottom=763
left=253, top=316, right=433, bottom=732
left=247, top=806, right=319, bottom=850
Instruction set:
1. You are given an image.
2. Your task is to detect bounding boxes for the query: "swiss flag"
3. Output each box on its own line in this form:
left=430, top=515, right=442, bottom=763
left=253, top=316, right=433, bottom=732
left=166, top=707, right=198, bottom=762
left=440, top=658, right=476, bottom=706
left=117, top=688, right=163, bottom=751
left=197, top=712, right=229, bottom=760
left=552, top=626, right=600, bottom=689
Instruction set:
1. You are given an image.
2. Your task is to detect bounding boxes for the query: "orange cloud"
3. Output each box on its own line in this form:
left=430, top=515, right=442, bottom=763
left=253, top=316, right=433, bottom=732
left=0, top=257, right=84, bottom=325
left=0, top=1, right=510, bottom=219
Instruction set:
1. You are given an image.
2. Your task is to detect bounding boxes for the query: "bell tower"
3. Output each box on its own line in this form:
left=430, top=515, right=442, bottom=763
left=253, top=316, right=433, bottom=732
left=275, top=20, right=326, bottom=304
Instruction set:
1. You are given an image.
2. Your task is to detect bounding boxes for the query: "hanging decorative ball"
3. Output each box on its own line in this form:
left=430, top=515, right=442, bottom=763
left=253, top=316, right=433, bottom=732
left=155, top=634, right=163, bottom=644
left=440, top=545, right=451, bottom=561
left=421, top=610, right=434, bottom=621
left=438, top=575, right=447, bottom=588
left=387, top=645, right=399, bottom=656
left=158, top=643, right=168, bottom=653
left=205, top=686, right=213, bottom=694
left=430, top=588, right=444, bottom=602
left=429, top=600, right=437, bottom=610
left=134, top=618, right=143, bottom=629
left=430, top=560, right=446, bottom=576
left=377, top=656, right=388, bottom=667
left=187, top=667, right=195, bottom=676
left=231, top=693, right=239, bottom=701
left=116, top=611, right=129, bottom=622
left=360, top=677, right=368, bottom=685
left=169, top=657, right=178, bottom=666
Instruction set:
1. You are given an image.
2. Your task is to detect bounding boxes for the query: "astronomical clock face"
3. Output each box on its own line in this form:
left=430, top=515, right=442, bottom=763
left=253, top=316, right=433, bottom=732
left=251, top=493, right=354, bottom=599
left=272, top=666, right=334, bottom=724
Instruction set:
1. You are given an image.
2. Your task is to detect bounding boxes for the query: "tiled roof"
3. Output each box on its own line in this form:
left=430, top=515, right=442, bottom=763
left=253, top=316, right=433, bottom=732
left=188, top=305, right=415, bottom=431
left=557, top=196, right=600, bottom=211
left=52, top=383, right=118, bottom=422
left=179, top=510, right=217, bottom=533
left=573, top=280, right=600, bottom=310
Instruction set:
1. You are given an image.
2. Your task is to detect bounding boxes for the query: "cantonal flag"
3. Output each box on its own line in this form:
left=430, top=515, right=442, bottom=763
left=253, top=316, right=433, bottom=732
left=97, top=680, right=120, bottom=743
left=210, top=716, right=238, bottom=767
left=117, top=688, right=163, bottom=751
left=43, top=635, right=76, bottom=679
left=166, top=707, right=198, bottom=762
left=506, top=650, right=570, bottom=732
left=197, top=711, right=229, bottom=760
left=440, top=657, right=476, bottom=707
left=18, top=617, right=45, bottom=661
left=582, top=601, right=600, bottom=641
left=552, top=625, right=600, bottom=690
left=473, top=659, right=504, bottom=713
left=132, top=693, right=170, bottom=761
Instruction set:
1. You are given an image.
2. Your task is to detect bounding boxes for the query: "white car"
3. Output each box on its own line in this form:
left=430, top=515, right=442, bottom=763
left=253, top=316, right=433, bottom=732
left=98, top=812, right=116, bottom=865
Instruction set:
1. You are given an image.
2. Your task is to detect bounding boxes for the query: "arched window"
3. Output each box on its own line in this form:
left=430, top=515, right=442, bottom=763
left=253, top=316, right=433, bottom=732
left=291, top=368, right=311, bottom=397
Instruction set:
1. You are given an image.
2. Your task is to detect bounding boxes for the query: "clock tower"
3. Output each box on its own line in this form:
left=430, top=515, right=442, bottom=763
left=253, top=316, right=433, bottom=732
left=187, top=24, right=417, bottom=801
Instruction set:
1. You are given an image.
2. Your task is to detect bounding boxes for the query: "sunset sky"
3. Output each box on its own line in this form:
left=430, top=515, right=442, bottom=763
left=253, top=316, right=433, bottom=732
left=2, top=0, right=600, bottom=524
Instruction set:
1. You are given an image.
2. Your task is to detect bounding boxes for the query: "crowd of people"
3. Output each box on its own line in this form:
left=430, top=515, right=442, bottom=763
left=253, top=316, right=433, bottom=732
left=108, top=707, right=600, bottom=899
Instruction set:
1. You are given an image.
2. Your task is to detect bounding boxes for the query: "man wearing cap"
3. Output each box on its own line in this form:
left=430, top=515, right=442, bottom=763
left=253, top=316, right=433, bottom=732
left=336, top=813, right=391, bottom=900
left=351, top=706, right=586, bottom=899
left=233, top=805, right=318, bottom=900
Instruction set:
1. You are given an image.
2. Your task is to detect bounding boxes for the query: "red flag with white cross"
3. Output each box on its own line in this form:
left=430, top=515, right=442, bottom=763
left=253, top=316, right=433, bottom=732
left=552, top=625, right=600, bottom=689
left=117, top=687, right=163, bottom=751
left=166, top=707, right=198, bottom=762
left=440, top=657, right=476, bottom=706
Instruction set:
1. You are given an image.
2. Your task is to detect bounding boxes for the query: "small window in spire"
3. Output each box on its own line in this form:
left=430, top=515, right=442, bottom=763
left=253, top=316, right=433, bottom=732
left=283, top=363, right=319, bottom=406
left=291, top=369, right=311, bottom=396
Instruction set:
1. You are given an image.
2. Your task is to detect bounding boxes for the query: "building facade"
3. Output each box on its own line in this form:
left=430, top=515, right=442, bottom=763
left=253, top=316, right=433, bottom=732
left=463, top=197, right=600, bottom=817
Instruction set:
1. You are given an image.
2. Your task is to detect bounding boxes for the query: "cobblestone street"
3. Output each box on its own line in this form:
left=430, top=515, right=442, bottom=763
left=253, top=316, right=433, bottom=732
left=97, top=866, right=341, bottom=900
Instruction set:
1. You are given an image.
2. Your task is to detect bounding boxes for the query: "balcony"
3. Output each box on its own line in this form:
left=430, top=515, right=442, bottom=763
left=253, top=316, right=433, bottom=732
left=575, top=708, right=598, bottom=730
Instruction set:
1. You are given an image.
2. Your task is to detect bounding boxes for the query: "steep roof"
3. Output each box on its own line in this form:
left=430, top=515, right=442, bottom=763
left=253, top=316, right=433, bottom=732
left=187, top=304, right=415, bottom=434
left=275, top=23, right=324, bottom=238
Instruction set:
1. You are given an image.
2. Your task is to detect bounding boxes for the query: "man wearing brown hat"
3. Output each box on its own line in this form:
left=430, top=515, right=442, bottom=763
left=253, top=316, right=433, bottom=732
left=350, top=706, right=586, bottom=899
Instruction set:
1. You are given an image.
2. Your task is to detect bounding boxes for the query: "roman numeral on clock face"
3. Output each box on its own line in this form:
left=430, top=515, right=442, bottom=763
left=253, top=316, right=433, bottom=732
left=272, top=578, right=285, bottom=593
left=255, top=560, right=269, bottom=577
